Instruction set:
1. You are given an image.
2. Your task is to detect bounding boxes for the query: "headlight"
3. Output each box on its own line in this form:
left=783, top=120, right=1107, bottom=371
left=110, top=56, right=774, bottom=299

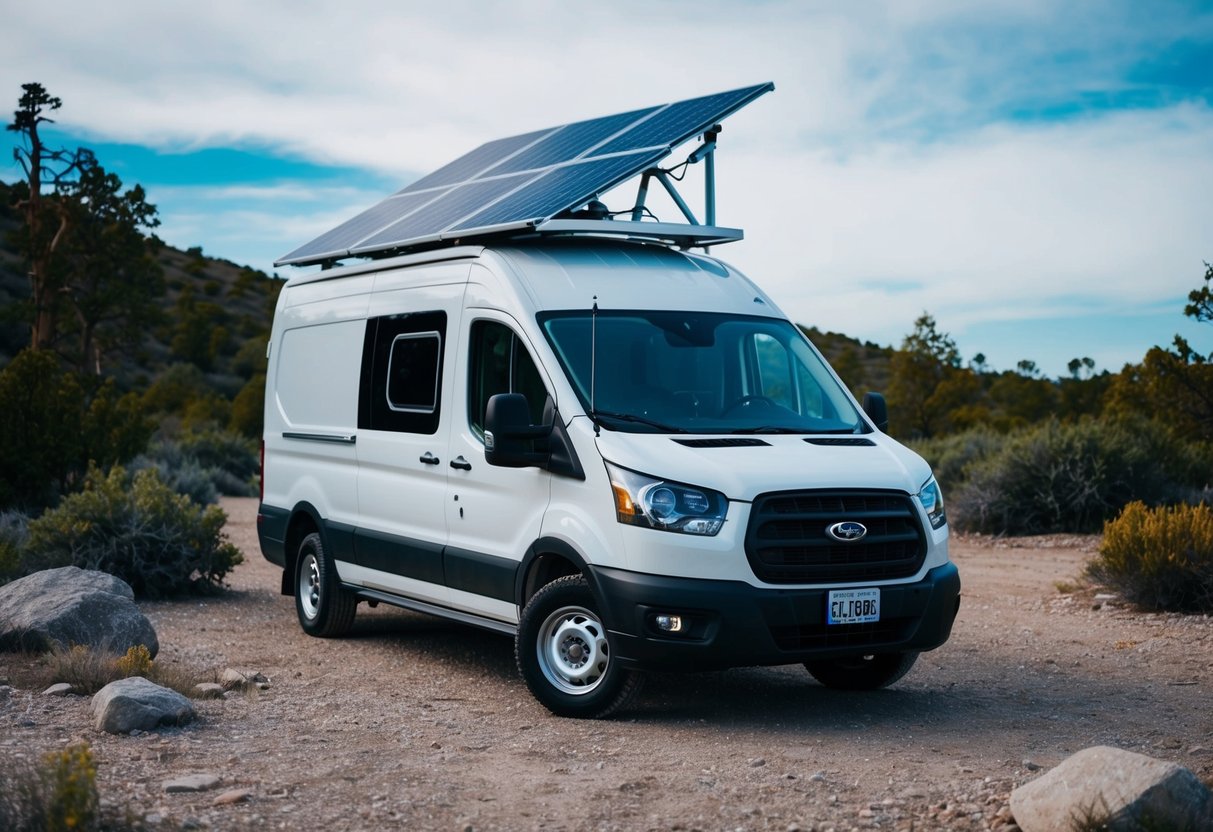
left=606, top=462, right=726, bottom=536
left=918, top=477, right=947, bottom=529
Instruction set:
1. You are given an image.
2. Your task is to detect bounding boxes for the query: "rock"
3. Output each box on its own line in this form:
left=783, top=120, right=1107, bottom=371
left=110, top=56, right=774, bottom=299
left=0, top=566, right=158, bottom=656
left=195, top=682, right=225, bottom=699
left=220, top=668, right=268, bottom=690
left=164, top=773, right=222, bottom=793
left=43, top=682, right=74, bottom=696
left=1011, top=745, right=1213, bottom=832
left=213, top=788, right=253, bottom=805
left=93, top=677, right=196, bottom=734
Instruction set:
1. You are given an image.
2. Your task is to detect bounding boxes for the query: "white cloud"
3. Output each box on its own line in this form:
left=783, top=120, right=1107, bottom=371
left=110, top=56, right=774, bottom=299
left=2, top=0, right=1211, bottom=374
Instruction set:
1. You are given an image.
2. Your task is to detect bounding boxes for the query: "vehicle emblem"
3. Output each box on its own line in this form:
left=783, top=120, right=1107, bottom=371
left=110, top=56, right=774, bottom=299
left=826, top=521, right=867, bottom=542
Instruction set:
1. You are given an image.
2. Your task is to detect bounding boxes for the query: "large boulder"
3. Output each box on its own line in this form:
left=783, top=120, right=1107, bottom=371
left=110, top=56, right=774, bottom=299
left=1011, top=745, right=1213, bottom=831
left=0, top=566, right=159, bottom=656
left=92, top=676, right=195, bottom=734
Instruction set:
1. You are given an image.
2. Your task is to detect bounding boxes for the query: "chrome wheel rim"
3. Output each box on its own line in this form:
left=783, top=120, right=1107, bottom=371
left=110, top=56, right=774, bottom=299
left=536, top=604, right=609, bottom=695
left=299, top=552, right=321, bottom=620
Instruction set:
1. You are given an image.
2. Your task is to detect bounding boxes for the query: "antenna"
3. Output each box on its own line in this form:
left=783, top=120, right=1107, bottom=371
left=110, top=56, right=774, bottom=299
left=591, top=296, right=600, bottom=437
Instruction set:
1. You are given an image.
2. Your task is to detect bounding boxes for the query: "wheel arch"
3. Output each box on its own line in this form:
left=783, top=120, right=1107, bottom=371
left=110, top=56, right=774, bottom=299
left=281, top=501, right=324, bottom=597
left=518, top=537, right=597, bottom=608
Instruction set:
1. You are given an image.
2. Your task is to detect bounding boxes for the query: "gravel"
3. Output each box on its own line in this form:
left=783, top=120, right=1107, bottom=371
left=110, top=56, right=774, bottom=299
left=1, top=498, right=1210, bottom=831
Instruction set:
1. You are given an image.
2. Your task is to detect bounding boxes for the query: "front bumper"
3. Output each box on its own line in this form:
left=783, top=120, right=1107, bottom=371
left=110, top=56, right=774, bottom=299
left=587, top=561, right=960, bottom=672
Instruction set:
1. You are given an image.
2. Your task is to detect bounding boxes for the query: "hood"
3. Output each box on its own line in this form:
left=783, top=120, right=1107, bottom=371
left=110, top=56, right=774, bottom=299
left=593, top=431, right=933, bottom=501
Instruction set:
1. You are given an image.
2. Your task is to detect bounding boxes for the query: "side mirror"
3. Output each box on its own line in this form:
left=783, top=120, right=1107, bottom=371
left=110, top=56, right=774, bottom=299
left=484, top=393, right=548, bottom=468
left=862, top=391, right=888, bottom=433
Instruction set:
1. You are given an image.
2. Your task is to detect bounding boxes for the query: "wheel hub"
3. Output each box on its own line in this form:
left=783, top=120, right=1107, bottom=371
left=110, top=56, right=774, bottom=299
left=537, top=608, right=609, bottom=693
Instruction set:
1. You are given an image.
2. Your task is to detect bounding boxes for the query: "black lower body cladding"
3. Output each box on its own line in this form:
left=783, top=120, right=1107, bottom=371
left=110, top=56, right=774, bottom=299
left=588, top=562, right=960, bottom=672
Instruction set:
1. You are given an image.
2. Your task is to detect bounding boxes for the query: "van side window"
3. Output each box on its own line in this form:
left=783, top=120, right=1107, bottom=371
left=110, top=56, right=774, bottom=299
left=359, top=311, right=446, bottom=434
left=468, top=321, right=545, bottom=440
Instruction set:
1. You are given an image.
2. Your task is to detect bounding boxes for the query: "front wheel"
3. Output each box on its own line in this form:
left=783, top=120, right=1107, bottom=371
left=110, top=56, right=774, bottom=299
left=804, top=652, right=919, bottom=690
left=295, top=531, right=356, bottom=637
left=516, top=575, right=643, bottom=718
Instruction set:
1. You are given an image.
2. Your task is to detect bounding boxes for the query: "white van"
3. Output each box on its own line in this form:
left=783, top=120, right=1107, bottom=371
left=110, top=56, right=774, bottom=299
left=257, top=238, right=960, bottom=718
left=259, top=83, right=959, bottom=717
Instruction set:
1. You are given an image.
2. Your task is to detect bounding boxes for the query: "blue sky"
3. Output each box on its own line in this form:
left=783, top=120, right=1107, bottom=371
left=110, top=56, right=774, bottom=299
left=3, top=1, right=1211, bottom=378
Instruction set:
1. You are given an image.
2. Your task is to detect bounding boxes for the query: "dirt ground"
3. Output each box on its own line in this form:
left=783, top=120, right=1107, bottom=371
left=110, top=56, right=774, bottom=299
left=2, top=496, right=1211, bottom=831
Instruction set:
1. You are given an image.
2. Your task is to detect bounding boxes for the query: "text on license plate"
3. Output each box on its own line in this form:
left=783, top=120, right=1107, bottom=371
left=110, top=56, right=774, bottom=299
left=827, top=588, right=880, bottom=625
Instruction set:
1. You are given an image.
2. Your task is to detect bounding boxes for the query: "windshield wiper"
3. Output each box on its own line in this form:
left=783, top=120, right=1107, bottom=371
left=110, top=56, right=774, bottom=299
left=592, top=409, right=687, bottom=434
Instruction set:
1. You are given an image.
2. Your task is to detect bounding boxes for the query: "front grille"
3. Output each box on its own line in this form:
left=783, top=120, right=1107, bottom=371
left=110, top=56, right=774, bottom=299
left=745, top=490, right=925, bottom=584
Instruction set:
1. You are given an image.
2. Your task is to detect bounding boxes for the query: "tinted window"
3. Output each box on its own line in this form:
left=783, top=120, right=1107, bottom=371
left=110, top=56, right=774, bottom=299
left=468, top=320, right=546, bottom=439
left=387, top=332, right=440, bottom=413
left=359, top=311, right=446, bottom=434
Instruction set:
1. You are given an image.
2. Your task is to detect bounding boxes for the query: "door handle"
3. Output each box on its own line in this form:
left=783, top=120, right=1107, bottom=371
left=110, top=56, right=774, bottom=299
left=449, top=455, right=472, bottom=471
left=419, top=452, right=440, bottom=465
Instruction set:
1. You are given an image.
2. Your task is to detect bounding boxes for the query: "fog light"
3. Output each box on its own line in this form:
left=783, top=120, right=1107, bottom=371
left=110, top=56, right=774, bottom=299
left=655, top=614, right=683, bottom=633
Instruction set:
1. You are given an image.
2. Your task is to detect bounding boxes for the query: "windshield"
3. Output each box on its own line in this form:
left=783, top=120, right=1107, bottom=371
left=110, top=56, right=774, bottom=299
left=539, top=310, right=865, bottom=434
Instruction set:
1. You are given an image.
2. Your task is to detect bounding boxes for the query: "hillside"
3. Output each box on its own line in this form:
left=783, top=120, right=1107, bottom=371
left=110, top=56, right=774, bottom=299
left=0, top=179, right=281, bottom=396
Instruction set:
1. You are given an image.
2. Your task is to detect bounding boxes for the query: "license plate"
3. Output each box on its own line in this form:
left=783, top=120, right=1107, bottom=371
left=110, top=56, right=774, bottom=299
left=827, top=588, right=880, bottom=624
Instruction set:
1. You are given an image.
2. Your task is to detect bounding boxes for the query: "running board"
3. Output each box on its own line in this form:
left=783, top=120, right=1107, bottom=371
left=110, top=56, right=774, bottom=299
left=346, top=585, right=518, bottom=637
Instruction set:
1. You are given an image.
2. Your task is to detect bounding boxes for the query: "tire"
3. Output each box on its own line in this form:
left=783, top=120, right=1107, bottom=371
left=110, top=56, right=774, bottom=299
left=515, top=575, right=643, bottom=718
left=294, top=531, right=356, bottom=638
left=804, top=651, right=919, bottom=690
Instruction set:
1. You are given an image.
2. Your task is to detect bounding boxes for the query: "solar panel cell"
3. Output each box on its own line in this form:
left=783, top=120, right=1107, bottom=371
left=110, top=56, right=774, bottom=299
left=486, top=106, right=660, bottom=176
left=454, top=150, right=666, bottom=231
left=354, top=171, right=536, bottom=253
left=277, top=190, right=447, bottom=264
left=398, top=128, right=553, bottom=193
left=593, top=83, right=771, bottom=156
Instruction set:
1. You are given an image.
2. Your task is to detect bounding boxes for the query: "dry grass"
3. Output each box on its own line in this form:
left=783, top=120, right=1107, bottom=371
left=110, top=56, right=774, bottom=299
left=4, top=644, right=216, bottom=697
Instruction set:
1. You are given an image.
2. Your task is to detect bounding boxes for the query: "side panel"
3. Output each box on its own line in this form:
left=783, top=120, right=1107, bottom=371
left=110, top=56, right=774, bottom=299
left=262, top=277, right=373, bottom=571
left=351, top=267, right=469, bottom=604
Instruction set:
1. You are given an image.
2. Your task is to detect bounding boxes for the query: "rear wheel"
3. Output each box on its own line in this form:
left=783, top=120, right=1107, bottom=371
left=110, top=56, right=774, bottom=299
left=804, top=652, right=919, bottom=690
left=295, top=531, right=356, bottom=637
left=516, top=575, right=643, bottom=718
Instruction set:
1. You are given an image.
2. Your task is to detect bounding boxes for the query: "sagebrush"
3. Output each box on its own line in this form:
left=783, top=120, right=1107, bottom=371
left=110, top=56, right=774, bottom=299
left=947, top=419, right=1191, bottom=535
left=23, top=465, right=242, bottom=597
left=1088, top=501, right=1213, bottom=613
left=0, top=741, right=160, bottom=831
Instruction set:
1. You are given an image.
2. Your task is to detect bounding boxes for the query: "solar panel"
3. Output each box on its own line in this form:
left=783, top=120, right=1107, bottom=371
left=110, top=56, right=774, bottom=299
left=277, top=82, right=773, bottom=266
left=453, top=149, right=666, bottom=232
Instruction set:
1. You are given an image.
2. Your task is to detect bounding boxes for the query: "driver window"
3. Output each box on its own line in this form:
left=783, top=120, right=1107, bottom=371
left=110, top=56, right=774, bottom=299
left=469, top=320, right=546, bottom=440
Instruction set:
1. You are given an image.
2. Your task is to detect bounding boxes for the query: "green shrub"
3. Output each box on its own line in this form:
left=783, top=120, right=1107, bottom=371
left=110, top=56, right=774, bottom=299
left=131, top=429, right=258, bottom=501
left=228, top=372, right=265, bottom=438
left=25, top=466, right=242, bottom=597
left=179, top=429, right=258, bottom=482
left=1087, top=501, right=1213, bottom=613
left=0, top=743, right=108, bottom=832
left=908, top=425, right=1003, bottom=496
left=949, top=419, right=1185, bottom=535
left=0, top=350, right=152, bottom=511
